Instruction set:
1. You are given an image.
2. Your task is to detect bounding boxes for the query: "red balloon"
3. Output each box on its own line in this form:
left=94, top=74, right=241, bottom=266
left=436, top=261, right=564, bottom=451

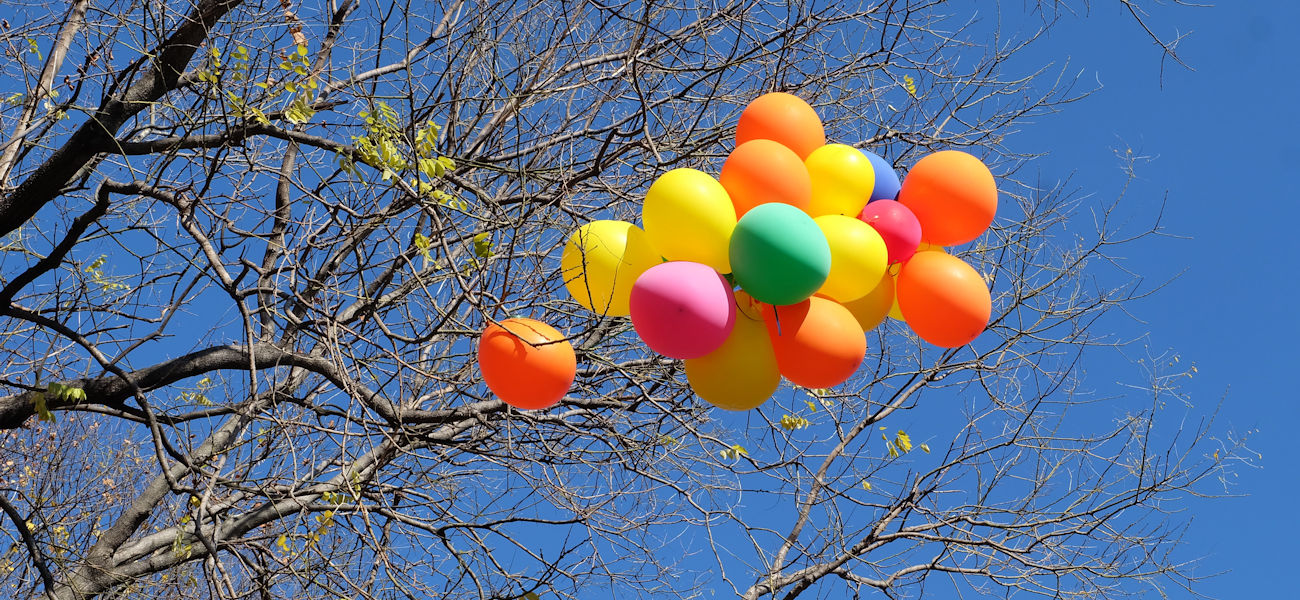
left=720, top=139, right=812, bottom=217
left=859, top=199, right=922, bottom=265
left=761, top=296, right=866, bottom=389
left=897, top=151, right=997, bottom=246
left=896, top=252, right=991, bottom=347
left=478, top=318, right=576, bottom=410
left=735, top=92, right=826, bottom=159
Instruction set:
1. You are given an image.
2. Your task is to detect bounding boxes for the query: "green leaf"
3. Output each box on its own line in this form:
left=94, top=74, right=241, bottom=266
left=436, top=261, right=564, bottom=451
left=285, top=97, right=315, bottom=124
left=33, top=392, right=55, bottom=423
left=473, top=232, right=493, bottom=258
left=418, top=158, right=443, bottom=179
left=47, top=382, right=86, bottom=403
left=413, top=232, right=432, bottom=266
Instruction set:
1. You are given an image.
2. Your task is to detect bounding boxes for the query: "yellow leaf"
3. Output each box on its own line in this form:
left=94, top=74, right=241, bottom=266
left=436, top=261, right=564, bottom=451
left=779, top=414, right=810, bottom=431
left=904, top=75, right=917, bottom=98
left=861, top=480, right=871, bottom=491
left=895, top=430, right=912, bottom=453
left=919, top=443, right=930, bottom=454
left=720, top=444, right=748, bottom=460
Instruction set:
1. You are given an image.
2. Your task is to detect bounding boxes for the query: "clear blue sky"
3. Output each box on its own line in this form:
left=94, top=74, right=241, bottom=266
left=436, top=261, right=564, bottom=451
left=1007, top=3, right=1297, bottom=597
left=1, top=2, right=1285, bottom=597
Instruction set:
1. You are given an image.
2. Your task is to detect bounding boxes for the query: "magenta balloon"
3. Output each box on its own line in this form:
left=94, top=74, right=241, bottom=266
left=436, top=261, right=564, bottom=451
left=629, top=261, right=737, bottom=359
left=859, top=199, right=922, bottom=265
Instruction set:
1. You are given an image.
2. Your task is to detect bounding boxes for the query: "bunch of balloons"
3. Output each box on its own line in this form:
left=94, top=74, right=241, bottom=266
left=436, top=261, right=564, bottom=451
left=477, top=92, right=998, bottom=412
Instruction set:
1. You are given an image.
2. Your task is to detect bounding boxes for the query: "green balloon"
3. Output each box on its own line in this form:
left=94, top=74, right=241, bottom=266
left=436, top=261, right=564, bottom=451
left=729, top=203, right=831, bottom=305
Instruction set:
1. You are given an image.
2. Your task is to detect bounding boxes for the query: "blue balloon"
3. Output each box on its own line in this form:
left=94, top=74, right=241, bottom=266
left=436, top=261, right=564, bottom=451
left=864, top=150, right=901, bottom=202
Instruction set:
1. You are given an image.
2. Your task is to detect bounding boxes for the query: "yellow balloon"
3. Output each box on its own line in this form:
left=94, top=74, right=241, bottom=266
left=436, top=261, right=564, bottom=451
left=686, top=311, right=779, bottom=411
left=885, top=244, right=943, bottom=321
left=889, top=290, right=905, bottom=321
left=916, top=240, right=947, bottom=254
left=841, top=271, right=893, bottom=331
left=560, top=220, right=660, bottom=316
left=733, top=289, right=764, bottom=321
left=642, top=168, right=737, bottom=273
left=813, top=215, right=888, bottom=302
left=804, top=143, right=876, bottom=217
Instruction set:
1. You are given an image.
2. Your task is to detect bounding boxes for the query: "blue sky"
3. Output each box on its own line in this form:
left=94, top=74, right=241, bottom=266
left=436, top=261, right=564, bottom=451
left=0, top=2, right=1285, bottom=597
left=1004, top=3, right=1297, bottom=597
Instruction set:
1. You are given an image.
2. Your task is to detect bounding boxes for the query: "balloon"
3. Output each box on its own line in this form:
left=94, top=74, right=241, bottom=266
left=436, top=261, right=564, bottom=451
left=859, top=199, right=921, bottom=265
left=762, top=296, right=866, bottom=389
left=560, top=220, right=661, bottom=316
left=896, top=251, right=991, bottom=347
left=840, top=270, right=894, bottom=331
left=897, top=150, right=998, bottom=246
left=735, top=92, right=826, bottom=159
left=686, top=309, right=779, bottom=411
left=888, top=291, right=904, bottom=321
left=729, top=203, right=830, bottom=306
left=629, top=261, right=736, bottom=359
left=733, top=289, right=765, bottom=321
left=863, top=150, right=901, bottom=202
left=643, top=169, right=737, bottom=273
left=805, top=144, right=875, bottom=217
left=719, top=139, right=812, bottom=217
left=916, top=240, right=945, bottom=254
left=814, top=215, right=888, bottom=302
left=478, top=318, right=576, bottom=410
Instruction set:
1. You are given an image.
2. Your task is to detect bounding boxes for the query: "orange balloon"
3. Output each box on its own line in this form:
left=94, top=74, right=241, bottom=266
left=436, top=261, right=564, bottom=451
left=896, top=252, right=991, bottom=348
left=762, top=296, right=866, bottom=389
left=720, top=139, right=812, bottom=217
left=897, top=150, right=997, bottom=246
left=840, top=271, right=894, bottom=331
left=735, top=92, right=826, bottom=159
left=478, top=318, right=576, bottom=410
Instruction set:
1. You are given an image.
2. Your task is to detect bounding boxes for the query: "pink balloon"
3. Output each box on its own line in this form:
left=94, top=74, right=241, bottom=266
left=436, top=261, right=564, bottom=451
left=859, top=199, right=922, bottom=265
left=629, top=261, right=736, bottom=359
